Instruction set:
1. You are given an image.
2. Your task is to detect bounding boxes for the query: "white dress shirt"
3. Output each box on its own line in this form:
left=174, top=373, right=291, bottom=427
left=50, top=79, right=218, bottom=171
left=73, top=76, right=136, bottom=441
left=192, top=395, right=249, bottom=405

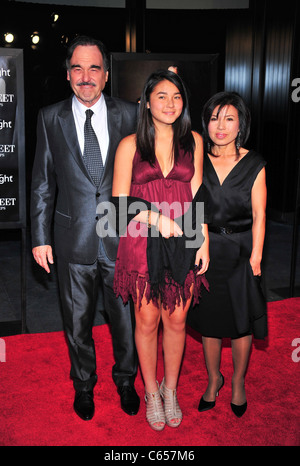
left=72, top=94, right=109, bottom=164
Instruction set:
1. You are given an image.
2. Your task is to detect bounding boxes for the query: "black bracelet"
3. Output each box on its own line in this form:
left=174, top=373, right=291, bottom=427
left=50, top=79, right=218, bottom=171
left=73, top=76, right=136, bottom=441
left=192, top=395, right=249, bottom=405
left=147, top=210, right=151, bottom=228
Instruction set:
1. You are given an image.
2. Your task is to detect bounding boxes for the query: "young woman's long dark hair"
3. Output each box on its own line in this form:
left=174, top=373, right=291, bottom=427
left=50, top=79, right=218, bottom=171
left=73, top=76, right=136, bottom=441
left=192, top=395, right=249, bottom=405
left=136, top=69, right=195, bottom=165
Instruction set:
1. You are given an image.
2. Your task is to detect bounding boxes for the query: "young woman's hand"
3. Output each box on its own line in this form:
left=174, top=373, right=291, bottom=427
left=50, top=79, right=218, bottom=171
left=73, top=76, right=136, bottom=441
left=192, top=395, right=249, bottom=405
left=159, top=215, right=183, bottom=238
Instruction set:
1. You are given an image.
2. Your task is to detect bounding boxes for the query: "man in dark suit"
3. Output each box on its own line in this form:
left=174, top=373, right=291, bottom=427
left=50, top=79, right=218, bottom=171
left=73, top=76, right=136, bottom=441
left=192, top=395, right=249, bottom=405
left=30, top=36, right=139, bottom=421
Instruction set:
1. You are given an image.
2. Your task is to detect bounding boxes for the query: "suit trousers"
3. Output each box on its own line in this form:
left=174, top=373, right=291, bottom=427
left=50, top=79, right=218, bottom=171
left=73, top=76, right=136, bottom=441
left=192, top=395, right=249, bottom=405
left=57, top=239, right=138, bottom=392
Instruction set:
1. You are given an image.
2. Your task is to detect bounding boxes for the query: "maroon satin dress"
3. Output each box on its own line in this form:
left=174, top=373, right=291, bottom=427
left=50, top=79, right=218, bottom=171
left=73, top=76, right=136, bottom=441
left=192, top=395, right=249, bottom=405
left=113, top=148, right=206, bottom=313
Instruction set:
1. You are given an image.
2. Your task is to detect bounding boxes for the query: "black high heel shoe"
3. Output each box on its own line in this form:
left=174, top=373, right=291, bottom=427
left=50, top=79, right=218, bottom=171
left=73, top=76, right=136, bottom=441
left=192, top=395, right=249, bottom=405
left=198, top=373, right=224, bottom=412
left=230, top=401, right=247, bottom=418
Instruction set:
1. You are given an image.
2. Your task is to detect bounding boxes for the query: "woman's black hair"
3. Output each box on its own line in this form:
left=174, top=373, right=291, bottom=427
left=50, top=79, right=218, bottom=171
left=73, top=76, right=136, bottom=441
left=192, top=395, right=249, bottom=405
left=201, top=91, right=251, bottom=157
left=136, top=69, right=194, bottom=164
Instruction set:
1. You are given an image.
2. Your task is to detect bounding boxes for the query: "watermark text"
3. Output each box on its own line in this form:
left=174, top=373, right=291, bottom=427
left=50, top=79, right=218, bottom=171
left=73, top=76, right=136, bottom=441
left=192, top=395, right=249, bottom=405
left=291, top=78, right=300, bottom=102
left=0, top=338, right=6, bottom=362
left=291, top=338, right=300, bottom=362
left=96, top=199, right=205, bottom=248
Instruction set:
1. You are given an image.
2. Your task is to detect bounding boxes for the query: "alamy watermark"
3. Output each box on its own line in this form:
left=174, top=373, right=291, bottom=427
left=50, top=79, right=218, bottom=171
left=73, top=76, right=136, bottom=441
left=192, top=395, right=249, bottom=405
left=0, top=338, right=6, bottom=362
left=96, top=199, right=205, bottom=248
left=291, top=78, right=300, bottom=103
left=291, top=338, right=300, bottom=363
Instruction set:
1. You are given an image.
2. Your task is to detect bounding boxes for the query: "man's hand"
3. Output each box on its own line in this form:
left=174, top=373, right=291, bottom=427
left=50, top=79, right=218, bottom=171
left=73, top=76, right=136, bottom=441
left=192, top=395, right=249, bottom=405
left=32, top=245, right=54, bottom=274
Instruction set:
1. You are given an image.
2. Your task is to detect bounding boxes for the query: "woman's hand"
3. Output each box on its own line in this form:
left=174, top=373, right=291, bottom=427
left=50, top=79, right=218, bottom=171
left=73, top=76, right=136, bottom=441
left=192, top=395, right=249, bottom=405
left=159, top=214, right=183, bottom=238
left=195, top=241, right=210, bottom=275
left=194, top=224, right=209, bottom=274
left=250, top=256, right=261, bottom=276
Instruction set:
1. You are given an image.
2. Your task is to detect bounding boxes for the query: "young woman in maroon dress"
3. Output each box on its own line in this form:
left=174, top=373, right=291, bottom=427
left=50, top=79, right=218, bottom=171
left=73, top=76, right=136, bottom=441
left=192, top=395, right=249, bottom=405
left=112, top=70, right=209, bottom=431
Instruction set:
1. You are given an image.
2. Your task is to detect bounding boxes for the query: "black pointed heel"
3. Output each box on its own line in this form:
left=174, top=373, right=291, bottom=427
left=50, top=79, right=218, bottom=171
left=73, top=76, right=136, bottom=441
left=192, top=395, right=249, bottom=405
left=230, top=401, right=247, bottom=417
left=198, top=373, right=224, bottom=413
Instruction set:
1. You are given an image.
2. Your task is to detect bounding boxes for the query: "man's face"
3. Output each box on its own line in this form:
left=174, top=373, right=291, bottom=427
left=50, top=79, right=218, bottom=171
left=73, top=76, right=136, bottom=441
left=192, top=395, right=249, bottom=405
left=67, top=45, right=108, bottom=107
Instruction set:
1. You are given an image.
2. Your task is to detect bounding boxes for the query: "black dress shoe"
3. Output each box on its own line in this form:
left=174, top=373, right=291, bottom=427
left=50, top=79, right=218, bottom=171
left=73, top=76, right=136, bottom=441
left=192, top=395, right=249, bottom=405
left=231, top=401, right=247, bottom=418
left=73, top=390, right=95, bottom=421
left=198, top=396, right=216, bottom=412
left=198, top=373, right=225, bottom=413
left=117, top=385, right=140, bottom=416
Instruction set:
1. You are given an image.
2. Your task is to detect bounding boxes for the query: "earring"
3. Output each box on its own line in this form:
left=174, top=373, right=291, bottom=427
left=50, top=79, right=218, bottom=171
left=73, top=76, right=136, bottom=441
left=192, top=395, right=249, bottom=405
left=207, top=142, right=211, bottom=153
left=236, top=132, right=241, bottom=151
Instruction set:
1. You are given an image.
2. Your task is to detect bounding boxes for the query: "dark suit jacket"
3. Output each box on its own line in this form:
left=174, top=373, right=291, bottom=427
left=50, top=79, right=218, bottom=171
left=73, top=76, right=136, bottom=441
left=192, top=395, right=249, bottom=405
left=31, top=94, right=137, bottom=263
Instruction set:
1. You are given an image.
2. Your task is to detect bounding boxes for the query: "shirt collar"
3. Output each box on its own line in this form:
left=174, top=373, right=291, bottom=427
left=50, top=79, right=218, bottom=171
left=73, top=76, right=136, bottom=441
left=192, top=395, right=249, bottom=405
left=73, top=93, right=105, bottom=118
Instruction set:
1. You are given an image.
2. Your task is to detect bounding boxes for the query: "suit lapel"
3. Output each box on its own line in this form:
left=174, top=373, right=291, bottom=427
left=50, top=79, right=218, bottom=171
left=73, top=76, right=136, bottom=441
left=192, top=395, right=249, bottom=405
left=58, top=97, right=92, bottom=180
left=103, top=94, right=122, bottom=181
left=57, top=95, right=122, bottom=186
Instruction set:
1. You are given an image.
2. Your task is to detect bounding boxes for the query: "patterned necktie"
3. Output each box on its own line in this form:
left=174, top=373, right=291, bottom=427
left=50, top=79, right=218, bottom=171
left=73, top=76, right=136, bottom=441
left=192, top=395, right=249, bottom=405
left=83, top=109, right=104, bottom=186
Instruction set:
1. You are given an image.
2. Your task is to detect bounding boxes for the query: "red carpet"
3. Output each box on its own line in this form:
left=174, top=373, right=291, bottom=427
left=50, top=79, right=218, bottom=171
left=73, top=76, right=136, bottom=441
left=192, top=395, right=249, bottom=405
left=0, top=298, right=299, bottom=447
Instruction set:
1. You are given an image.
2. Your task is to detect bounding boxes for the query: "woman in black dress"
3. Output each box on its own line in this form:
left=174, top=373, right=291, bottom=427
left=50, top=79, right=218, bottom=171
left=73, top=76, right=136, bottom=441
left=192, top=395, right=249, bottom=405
left=187, top=92, right=267, bottom=417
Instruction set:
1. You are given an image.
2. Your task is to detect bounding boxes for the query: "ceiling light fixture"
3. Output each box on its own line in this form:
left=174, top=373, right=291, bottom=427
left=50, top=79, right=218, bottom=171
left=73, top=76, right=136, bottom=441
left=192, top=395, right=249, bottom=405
left=4, top=33, right=14, bottom=44
left=31, top=32, right=40, bottom=45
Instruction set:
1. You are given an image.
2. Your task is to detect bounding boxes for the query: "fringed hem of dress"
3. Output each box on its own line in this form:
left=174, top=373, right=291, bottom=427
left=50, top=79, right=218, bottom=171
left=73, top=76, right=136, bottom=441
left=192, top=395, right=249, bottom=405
left=114, top=262, right=209, bottom=315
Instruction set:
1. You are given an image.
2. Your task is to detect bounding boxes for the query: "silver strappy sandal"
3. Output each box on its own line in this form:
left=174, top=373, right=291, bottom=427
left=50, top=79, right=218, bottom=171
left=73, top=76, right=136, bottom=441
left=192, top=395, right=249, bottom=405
left=145, top=382, right=165, bottom=431
left=159, top=378, right=182, bottom=428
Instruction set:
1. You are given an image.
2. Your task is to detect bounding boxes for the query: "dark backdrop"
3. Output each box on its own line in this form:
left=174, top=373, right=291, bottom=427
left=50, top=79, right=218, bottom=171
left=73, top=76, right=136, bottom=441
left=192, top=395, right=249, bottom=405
left=1, top=0, right=299, bottom=219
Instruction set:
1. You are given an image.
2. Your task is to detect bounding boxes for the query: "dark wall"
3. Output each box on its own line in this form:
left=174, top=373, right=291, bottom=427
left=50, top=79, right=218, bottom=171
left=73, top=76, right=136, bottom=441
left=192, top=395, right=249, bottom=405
left=145, top=8, right=227, bottom=93
left=2, top=0, right=299, bottom=219
left=2, top=1, right=128, bottom=189
left=1, top=2, right=228, bottom=192
left=225, top=0, right=300, bottom=219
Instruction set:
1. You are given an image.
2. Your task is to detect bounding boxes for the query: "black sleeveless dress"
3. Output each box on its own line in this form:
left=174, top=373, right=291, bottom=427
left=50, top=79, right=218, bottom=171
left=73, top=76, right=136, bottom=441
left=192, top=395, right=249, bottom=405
left=187, top=150, right=267, bottom=339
